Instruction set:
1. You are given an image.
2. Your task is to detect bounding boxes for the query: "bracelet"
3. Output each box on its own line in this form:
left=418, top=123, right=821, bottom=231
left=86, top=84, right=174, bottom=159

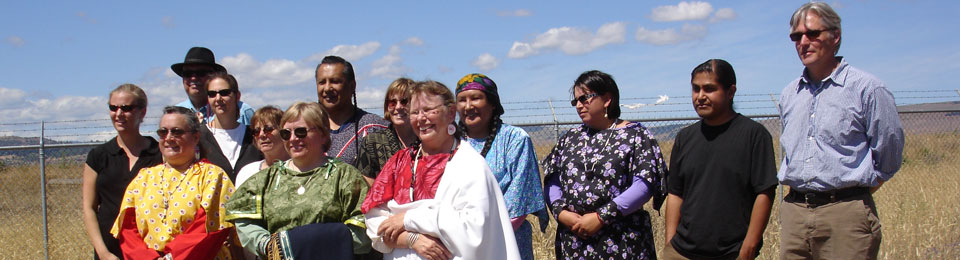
left=406, top=232, right=420, bottom=248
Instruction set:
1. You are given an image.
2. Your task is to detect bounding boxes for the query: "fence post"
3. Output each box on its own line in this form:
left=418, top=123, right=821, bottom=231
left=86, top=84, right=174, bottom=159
left=547, top=98, right=560, bottom=141
left=39, top=121, right=50, bottom=260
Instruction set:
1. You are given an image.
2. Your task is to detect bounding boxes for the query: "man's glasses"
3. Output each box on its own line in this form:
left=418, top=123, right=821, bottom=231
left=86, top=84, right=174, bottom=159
left=252, top=126, right=276, bottom=136
left=206, top=89, right=234, bottom=98
left=156, top=127, right=193, bottom=138
left=409, top=104, right=444, bottom=118
left=570, top=93, right=599, bottom=106
left=279, top=127, right=317, bottom=140
left=109, top=104, right=140, bottom=112
left=182, top=70, right=213, bottom=78
left=387, top=98, right=409, bottom=107
left=789, top=28, right=834, bottom=42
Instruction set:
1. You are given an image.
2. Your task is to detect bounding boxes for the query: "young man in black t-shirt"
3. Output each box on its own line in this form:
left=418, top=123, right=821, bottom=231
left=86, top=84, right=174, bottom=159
left=663, top=59, right=778, bottom=260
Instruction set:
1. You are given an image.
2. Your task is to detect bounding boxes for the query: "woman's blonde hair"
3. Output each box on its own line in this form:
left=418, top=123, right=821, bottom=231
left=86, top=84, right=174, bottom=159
left=281, top=102, right=331, bottom=152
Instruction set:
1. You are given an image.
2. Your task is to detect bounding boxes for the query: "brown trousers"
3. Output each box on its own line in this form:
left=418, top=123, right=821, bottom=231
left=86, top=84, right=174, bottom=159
left=779, top=192, right=882, bottom=260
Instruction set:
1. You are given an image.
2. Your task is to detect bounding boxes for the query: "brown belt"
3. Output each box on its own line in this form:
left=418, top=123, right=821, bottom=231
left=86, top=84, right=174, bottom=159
left=786, top=187, right=871, bottom=207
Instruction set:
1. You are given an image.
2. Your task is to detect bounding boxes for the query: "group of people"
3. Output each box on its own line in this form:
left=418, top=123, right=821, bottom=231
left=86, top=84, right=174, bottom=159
left=81, top=2, right=904, bottom=260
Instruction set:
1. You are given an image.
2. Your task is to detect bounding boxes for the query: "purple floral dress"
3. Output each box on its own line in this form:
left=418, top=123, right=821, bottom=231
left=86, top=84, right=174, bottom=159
left=543, top=122, right=667, bottom=260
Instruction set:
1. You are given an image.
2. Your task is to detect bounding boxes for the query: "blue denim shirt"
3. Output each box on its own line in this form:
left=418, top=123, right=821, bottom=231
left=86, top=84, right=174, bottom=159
left=778, top=57, right=904, bottom=192
left=175, top=99, right=255, bottom=126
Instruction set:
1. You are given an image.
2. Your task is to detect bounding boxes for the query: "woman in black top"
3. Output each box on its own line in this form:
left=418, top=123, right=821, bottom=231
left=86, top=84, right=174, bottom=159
left=199, top=72, right=262, bottom=181
left=82, top=84, right=163, bottom=260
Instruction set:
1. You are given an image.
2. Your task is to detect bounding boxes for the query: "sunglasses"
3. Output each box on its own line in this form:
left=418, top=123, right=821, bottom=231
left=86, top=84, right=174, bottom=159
left=387, top=98, right=409, bottom=107
left=279, top=127, right=317, bottom=140
left=156, top=127, right=194, bottom=138
left=789, top=28, right=834, bottom=42
left=182, top=70, right=213, bottom=78
left=570, top=93, right=599, bottom=106
left=108, top=104, right=140, bottom=112
left=206, top=89, right=234, bottom=98
left=252, top=126, right=276, bottom=136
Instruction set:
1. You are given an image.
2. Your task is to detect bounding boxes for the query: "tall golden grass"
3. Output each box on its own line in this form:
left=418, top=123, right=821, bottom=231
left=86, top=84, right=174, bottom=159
left=0, top=132, right=958, bottom=259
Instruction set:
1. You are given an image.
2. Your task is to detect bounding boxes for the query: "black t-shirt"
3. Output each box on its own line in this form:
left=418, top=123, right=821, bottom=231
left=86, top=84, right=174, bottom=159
left=667, top=114, right=778, bottom=258
left=85, top=137, right=163, bottom=258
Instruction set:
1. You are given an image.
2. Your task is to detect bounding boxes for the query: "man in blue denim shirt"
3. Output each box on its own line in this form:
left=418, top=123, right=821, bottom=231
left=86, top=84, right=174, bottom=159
left=778, top=2, right=904, bottom=260
left=171, top=47, right=254, bottom=125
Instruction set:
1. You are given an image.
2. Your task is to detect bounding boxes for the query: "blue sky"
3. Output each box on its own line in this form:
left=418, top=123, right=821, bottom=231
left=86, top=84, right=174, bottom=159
left=1, top=1, right=958, bottom=132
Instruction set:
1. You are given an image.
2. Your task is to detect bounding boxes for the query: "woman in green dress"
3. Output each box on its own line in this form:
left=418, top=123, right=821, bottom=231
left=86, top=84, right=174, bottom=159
left=225, top=101, right=371, bottom=259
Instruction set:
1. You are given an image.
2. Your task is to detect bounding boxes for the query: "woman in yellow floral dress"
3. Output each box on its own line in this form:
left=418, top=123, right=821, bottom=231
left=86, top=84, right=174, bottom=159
left=111, top=106, right=239, bottom=260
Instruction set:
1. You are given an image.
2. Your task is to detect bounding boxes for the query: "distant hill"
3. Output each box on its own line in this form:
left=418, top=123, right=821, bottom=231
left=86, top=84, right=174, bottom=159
left=0, top=136, right=93, bottom=166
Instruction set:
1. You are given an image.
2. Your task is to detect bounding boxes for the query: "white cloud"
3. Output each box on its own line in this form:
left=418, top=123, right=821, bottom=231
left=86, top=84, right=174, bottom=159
left=497, top=9, right=532, bottom=17
left=161, top=16, right=176, bottom=28
left=75, top=11, right=98, bottom=24
left=650, top=1, right=714, bottom=22
left=709, top=8, right=737, bottom=23
left=0, top=87, right=27, bottom=109
left=6, top=36, right=24, bottom=47
left=403, top=37, right=423, bottom=46
left=370, top=46, right=408, bottom=79
left=307, top=42, right=381, bottom=62
left=635, top=24, right=707, bottom=45
left=220, top=53, right=315, bottom=89
left=355, top=88, right=387, bottom=110
left=471, top=53, right=500, bottom=71
left=507, top=22, right=626, bottom=59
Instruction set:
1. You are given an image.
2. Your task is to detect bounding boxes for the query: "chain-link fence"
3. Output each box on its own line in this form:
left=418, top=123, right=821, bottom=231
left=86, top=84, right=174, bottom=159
left=2, top=93, right=959, bottom=259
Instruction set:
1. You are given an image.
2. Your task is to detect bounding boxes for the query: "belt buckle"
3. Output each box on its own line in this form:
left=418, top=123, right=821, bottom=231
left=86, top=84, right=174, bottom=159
left=804, top=193, right=816, bottom=206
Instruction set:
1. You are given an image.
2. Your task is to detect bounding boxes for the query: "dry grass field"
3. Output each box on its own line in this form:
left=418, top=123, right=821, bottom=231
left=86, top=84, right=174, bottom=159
left=1, top=131, right=958, bottom=259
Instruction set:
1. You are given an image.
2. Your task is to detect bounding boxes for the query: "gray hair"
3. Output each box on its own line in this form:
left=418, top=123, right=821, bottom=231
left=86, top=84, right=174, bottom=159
left=163, top=106, right=202, bottom=133
left=790, top=2, right=842, bottom=53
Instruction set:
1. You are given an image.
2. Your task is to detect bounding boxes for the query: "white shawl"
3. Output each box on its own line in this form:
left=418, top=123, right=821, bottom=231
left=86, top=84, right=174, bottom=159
left=364, top=144, right=520, bottom=260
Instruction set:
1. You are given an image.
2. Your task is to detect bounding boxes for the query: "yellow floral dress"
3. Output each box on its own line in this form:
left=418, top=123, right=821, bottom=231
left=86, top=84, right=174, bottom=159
left=110, top=160, right=236, bottom=259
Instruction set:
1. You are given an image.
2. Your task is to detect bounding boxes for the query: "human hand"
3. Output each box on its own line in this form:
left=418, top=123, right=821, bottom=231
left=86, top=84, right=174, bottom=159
left=382, top=231, right=402, bottom=248
left=98, top=253, right=120, bottom=260
left=411, top=234, right=452, bottom=260
left=378, top=212, right=407, bottom=242
left=557, top=210, right=582, bottom=230
left=571, top=212, right=604, bottom=238
left=739, top=237, right=760, bottom=260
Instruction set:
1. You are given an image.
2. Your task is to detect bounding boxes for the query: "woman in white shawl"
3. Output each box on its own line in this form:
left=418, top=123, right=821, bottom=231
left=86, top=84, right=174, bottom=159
left=361, top=80, right=519, bottom=260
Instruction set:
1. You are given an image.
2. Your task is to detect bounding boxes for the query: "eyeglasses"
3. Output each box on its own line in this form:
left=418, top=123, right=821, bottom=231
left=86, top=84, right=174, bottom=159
left=206, top=89, right=234, bottom=98
left=279, top=127, right=317, bottom=140
left=108, top=104, right=140, bottom=112
left=182, top=70, right=213, bottom=78
left=789, top=28, right=835, bottom=42
left=409, top=104, right=445, bottom=118
left=387, top=98, right=409, bottom=107
left=570, top=93, right=599, bottom=106
left=156, top=127, right=194, bottom=138
left=252, top=126, right=276, bottom=136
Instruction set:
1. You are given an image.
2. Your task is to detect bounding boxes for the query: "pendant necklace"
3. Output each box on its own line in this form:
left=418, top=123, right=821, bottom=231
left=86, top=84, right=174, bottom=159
left=583, top=119, right=619, bottom=175
left=160, top=161, right=192, bottom=223
left=286, top=160, right=319, bottom=195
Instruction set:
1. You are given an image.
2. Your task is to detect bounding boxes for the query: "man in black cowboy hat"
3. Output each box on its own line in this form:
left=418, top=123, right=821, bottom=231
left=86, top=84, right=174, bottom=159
left=172, top=46, right=254, bottom=125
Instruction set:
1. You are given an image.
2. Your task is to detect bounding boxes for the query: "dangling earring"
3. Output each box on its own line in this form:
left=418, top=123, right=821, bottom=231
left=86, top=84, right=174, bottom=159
left=604, top=106, right=609, bottom=119
left=447, top=123, right=457, bottom=135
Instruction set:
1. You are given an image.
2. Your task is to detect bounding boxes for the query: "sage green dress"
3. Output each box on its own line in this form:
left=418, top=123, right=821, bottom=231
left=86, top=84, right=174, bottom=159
left=224, top=159, right=371, bottom=257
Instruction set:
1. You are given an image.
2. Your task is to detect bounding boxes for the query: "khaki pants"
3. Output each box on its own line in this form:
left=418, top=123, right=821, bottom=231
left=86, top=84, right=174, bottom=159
left=662, top=241, right=741, bottom=260
left=779, top=192, right=882, bottom=260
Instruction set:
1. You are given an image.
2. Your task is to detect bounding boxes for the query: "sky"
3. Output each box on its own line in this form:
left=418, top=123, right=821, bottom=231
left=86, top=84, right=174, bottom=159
left=1, top=1, right=958, bottom=140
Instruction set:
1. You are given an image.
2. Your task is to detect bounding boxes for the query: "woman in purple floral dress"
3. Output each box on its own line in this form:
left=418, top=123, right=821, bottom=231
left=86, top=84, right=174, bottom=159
left=543, top=70, right=668, bottom=260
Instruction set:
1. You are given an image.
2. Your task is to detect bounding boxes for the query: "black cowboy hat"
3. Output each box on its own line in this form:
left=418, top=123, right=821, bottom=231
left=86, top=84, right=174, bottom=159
left=170, top=47, right=227, bottom=77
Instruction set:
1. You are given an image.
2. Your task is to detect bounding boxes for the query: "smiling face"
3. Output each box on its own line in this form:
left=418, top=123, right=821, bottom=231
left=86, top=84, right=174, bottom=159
left=109, top=91, right=145, bottom=133
left=386, top=93, right=411, bottom=127
left=409, top=92, right=456, bottom=146
left=180, top=64, right=215, bottom=106
left=456, top=89, right=494, bottom=134
left=206, top=78, right=238, bottom=121
left=315, top=63, right=355, bottom=112
left=793, top=10, right=840, bottom=70
left=573, top=86, right=610, bottom=127
left=158, top=113, right=199, bottom=166
left=691, top=72, right=736, bottom=125
left=281, top=117, right=328, bottom=163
